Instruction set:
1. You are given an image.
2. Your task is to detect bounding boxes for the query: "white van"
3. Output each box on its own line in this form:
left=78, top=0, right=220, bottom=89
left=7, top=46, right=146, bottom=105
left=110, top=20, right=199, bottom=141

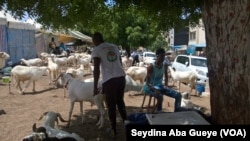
left=171, top=55, right=208, bottom=83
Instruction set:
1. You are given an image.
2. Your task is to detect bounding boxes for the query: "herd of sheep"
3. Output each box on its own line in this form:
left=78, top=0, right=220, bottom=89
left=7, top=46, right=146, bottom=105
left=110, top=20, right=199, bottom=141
left=0, top=51, right=201, bottom=141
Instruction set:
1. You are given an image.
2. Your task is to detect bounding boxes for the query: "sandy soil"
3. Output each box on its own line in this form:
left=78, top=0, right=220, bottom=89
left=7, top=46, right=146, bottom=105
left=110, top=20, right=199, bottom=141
left=0, top=72, right=210, bottom=141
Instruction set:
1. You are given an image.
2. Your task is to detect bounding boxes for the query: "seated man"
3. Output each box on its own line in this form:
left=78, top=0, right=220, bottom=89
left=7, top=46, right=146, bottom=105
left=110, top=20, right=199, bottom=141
left=143, top=48, right=182, bottom=112
left=59, top=42, right=70, bottom=56
left=49, top=37, right=57, bottom=53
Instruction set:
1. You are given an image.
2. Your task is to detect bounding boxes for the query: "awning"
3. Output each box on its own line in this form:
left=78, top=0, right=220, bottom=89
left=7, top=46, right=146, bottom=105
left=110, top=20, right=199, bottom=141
left=68, top=30, right=92, bottom=43
left=57, top=33, right=77, bottom=43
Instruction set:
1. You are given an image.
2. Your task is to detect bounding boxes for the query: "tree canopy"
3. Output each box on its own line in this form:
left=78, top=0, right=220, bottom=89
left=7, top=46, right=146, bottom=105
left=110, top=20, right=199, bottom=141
left=0, top=0, right=201, bottom=52
left=0, top=0, right=202, bottom=30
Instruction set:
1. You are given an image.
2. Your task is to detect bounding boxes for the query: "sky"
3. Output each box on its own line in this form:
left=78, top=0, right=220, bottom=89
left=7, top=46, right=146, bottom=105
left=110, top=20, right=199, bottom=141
left=24, top=18, right=42, bottom=29
left=21, top=12, right=42, bottom=29
left=0, top=10, right=42, bottom=29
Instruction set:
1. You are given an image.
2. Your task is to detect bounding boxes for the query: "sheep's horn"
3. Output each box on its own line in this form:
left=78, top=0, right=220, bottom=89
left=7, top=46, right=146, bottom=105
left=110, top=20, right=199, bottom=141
left=66, top=73, right=74, bottom=78
left=32, top=123, right=37, bottom=132
left=54, top=73, right=63, bottom=82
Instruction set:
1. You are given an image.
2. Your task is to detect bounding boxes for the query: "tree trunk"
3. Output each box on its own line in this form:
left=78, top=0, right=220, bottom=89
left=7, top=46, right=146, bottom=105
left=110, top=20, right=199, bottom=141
left=202, top=0, right=250, bottom=124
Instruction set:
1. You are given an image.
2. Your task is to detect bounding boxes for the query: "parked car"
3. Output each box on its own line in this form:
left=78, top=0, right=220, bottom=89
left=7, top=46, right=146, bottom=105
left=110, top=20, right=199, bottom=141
left=171, top=54, right=208, bottom=83
left=142, top=51, right=156, bottom=65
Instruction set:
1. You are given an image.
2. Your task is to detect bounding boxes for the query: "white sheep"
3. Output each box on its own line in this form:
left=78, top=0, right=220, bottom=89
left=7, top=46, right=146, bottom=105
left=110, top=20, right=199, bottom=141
left=76, top=55, right=92, bottom=74
left=168, top=66, right=198, bottom=95
left=20, top=58, right=43, bottom=66
left=10, top=65, right=49, bottom=94
left=23, top=123, right=85, bottom=141
left=82, top=75, right=143, bottom=94
left=40, top=52, right=50, bottom=59
left=180, top=92, right=193, bottom=109
left=137, top=61, right=145, bottom=67
left=39, top=52, right=51, bottom=65
left=51, top=56, right=69, bottom=72
left=66, top=64, right=85, bottom=81
left=47, top=57, right=60, bottom=86
left=67, top=55, right=77, bottom=67
left=0, top=51, right=10, bottom=69
left=124, top=74, right=144, bottom=93
left=61, top=65, right=85, bottom=97
left=23, top=108, right=83, bottom=141
left=83, top=77, right=94, bottom=82
left=126, top=66, right=147, bottom=84
left=180, top=92, right=203, bottom=111
left=54, top=73, right=105, bottom=129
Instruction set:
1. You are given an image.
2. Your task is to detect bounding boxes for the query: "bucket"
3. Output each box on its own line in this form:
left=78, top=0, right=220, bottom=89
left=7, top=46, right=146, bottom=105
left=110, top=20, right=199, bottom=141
left=196, top=84, right=205, bottom=94
left=2, top=76, right=10, bottom=84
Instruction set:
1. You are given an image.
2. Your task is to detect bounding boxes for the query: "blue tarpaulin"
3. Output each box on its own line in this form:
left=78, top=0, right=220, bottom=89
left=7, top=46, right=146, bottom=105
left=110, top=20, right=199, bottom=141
left=0, top=25, right=7, bottom=52
left=7, top=28, right=36, bottom=64
left=0, top=11, right=36, bottom=64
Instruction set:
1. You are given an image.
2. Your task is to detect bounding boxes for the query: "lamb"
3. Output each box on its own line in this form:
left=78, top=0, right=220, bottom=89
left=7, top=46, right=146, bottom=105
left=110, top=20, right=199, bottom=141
left=10, top=65, right=49, bottom=94
left=0, top=51, right=10, bottom=69
left=20, top=58, right=43, bottom=66
left=126, top=66, right=147, bottom=84
left=54, top=73, right=105, bottom=129
left=168, top=66, right=198, bottom=95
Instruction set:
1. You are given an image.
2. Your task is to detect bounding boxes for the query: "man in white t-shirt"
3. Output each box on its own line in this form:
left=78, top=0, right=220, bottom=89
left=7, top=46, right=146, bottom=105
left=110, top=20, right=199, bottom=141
left=91, top=32, right=127, bottom=139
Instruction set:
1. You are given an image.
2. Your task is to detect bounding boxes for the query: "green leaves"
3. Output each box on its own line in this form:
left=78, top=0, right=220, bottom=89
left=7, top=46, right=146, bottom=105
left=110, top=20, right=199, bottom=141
left=1, top=0, right=201, bottom=51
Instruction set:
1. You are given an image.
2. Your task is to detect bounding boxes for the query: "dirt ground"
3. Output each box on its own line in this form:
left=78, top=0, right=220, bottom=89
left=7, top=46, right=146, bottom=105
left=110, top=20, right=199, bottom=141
left=0, top=72, right=210, bottom=141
